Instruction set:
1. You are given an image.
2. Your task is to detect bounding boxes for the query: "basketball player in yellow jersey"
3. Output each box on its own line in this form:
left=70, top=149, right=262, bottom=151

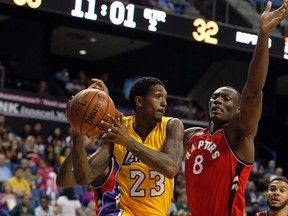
left=57, top=77, right=184, bottom=216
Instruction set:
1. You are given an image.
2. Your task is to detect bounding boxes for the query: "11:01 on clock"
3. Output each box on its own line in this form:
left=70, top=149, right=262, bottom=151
left=71, top=0, right=167, bottom=31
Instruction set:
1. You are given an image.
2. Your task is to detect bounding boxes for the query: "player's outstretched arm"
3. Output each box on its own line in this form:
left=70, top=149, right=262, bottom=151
left=228, top=0, right=288, bottom=163
left=239, top=0, right=288, bottom=135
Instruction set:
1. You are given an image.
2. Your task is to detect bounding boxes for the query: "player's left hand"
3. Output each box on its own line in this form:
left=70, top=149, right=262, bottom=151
left=97, top=113, right=134, bottom=148
left=260, top=0, right=288, bottom=34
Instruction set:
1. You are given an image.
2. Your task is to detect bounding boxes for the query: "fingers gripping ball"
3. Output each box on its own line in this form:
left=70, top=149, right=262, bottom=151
left=66, top=89, right=116, bottom=136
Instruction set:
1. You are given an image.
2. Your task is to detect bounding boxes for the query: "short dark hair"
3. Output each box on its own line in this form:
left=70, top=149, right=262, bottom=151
left=128, top=77, right=165, bottom=110
left=269, top=176, right=288, bottom=185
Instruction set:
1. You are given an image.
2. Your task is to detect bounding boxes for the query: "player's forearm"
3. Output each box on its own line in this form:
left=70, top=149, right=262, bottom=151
left=127, top=141, right=181, bottom=179
left=72, top=134, right=92, bottom=185
left=246, top=31, right=269, bottom=93
left=56, top=153, right=77, bottom=187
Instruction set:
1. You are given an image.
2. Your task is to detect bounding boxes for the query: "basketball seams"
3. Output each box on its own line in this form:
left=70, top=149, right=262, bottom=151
left=80, top=90, right=101, bottom=135
left=86, top=93, right=113, bottom=136
left=66, top=88, right=116, bottom=137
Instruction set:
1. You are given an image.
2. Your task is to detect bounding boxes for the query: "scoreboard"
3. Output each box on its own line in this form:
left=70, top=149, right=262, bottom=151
left=0, top=0, right=288, bottom=59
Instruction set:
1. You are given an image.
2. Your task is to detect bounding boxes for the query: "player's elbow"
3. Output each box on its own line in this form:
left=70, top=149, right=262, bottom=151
left=165, top=166, right=180, bottom=179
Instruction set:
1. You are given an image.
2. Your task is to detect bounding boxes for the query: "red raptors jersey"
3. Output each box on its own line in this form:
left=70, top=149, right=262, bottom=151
left=184, top=127, right=253, bottom=216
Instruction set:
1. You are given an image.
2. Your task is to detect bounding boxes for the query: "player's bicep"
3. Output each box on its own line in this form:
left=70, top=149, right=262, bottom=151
left=163, top=118, right=184, bottom=163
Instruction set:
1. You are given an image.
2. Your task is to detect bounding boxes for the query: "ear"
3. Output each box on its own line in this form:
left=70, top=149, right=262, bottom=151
left=135, top=96, right=142, bottom=107
left=236, top=106, right=240, bottom=113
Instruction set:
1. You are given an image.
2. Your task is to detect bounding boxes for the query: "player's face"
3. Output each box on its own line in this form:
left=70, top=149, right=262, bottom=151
left=208, top=87, right=240, bottom=125
left=141, top=84, right=167, bottom=123
left=266, top=180, right=288, bottom=211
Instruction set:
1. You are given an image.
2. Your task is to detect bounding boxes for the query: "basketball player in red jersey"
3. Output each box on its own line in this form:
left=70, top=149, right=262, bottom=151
left=256, top=176, right=288, bottom=216
left=183, top=1, right=288, bottom=215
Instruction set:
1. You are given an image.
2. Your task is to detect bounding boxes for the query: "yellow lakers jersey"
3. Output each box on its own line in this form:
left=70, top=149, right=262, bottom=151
left=113, top=116, right=174, bottom=216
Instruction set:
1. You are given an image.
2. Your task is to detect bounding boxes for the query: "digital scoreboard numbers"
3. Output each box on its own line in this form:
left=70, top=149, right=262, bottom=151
left=0, top=0, right=287, bottom=59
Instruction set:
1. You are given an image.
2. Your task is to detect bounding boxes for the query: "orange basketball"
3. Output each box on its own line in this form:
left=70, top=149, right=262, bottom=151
left=66, top=88, right=116, bottom=137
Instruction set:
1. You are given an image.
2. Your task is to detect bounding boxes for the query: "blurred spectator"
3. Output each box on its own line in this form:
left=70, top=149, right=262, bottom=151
left=84, top=200, right=96, bottom=216
left=34, top=195, right=56, bottom=216
left=54, top=67, right=70, bottom=85
left=17, top=122, right=33, bottom=140
left=22, top=167, right=37, bottom=190
left=245, top=181, right=266, bottom=215
left=8, top=167, right=31, bottom=197
left=0, top=131, right=13, bottom=162
left=176, top=192, right=190, bottom=216
left=46, top=127, right=65, bottom=157
left=65, top=77, right=82, bottom=95
left=35, top=159, right=54, bottom=191
left=270, top=166, right=284, bottom=181
left=265, top=159, right=276, bottom=174
left=247, top=201, right=262, bottom=216
left=0, top=181, right=18, bottom=213
left=167, top=197, right=178, bottom=216
left=37, top=80, right=50, bottom=96
left=5, top=137, right=22, bottom=164
left=31, top=122, right=44, bottom=138
left=81, top=185, right=94, bottom=208
left=21, top=135, right=40, bottom=167
left=78, top=69, right=91, bottom=89
left=56, top=187, right=85, bottom=216
left=157, top=0, right=176, bottom=13
left=45, top=172, right=58, bottom=204
left=9, top=194, right=34, bottom=216
left=35, top=134, right=46, bottom=158
left=0, top=153, right=12, bottom=187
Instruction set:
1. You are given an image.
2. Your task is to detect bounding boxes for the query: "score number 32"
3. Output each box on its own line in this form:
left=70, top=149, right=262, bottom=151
left=192, top=18, right=219, bottom=45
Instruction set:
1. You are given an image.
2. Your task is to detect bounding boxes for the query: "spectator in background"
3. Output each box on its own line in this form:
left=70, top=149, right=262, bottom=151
left=157, top=0, right=176, bottom=13
left=9, top=194, right=34, bottom=216
left=21, top=135, right=40, bottom=167
left=23, top=166, right=37, bottom=189
left=265, top=159, right=276, bottom=174
left=270, top=167, right=285, bottom=181
left=34, top=195, right=56, bottom=216
left=256, top=176, right=288, bottom=216
left=8, top=167, right=31, bottom=197
left=17, top=122, right=33, bottom=140
left=31, top=122, right=44, bottom=138
left=65, top=77, right=82, bottom=95
left=54, top=66, right=70, bottom=85
left=37, top=80, right=50, bottom=96
left=78, top=69, right=91, bottom=90
left=56, top=187, right=85, bottom=216
left=245, top=181, right=266, bottom=215
left=35, top=159, right=54, bottom=191
left=0, top=181, right=18, bottom=213
left=0, top=153, right=12, bottom=187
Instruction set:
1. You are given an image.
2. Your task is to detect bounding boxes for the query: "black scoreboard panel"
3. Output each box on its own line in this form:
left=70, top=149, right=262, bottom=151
left=0, top=0, right=287, bottom=59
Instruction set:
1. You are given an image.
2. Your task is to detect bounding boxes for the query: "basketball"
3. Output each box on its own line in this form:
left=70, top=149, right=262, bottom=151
left=65, top=88, right=116, bottom=137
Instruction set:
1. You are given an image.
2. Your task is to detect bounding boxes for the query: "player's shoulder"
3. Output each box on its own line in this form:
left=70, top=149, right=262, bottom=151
left=166, top=117, right=184, bottom=128
left=184, top=126, right=204, bottom=139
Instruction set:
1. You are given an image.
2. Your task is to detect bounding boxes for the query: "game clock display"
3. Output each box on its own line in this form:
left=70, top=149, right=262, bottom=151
left=0, top=0, right=287, bottom=59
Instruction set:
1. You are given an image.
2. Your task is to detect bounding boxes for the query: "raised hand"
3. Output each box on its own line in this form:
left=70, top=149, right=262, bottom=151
left=260, top=0, right=288, bottom=34
left=88, top=78, right=109, bottom=95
